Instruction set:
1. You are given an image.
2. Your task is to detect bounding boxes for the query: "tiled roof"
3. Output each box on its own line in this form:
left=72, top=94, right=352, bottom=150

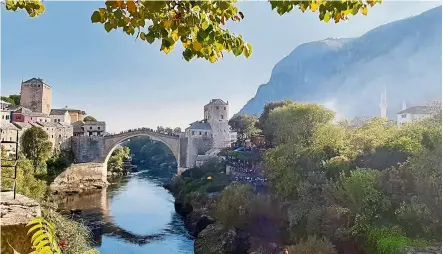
left=12, top=122, right=33, bottom=129
left=22, top=78, right=50, bottom=87
left=50, top=109, right=68, bottom=115
left=13, top=106, right=33, bottom=114
left=84, top=121, right=105, bottom=126
left=35, top=122, right=61, bottom=128
left=28, top=112, right=50, bottom=117
left=187, top=121, right=212, bottom=130
left=207, top=99, right=227, bottom=105
left=52, top=108, right=86, bottom=115
left=397, top=106, right=433, bottom=115
left=0, top=123, right=19, bottom=130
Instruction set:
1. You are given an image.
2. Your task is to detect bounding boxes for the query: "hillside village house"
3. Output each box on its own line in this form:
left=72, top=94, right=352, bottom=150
left=12, top=107, right=51, bottom=123
left=396, top=106, right=433, bottom=127
left=35, top=122, right=73, bottom=151
left=0, top=123, right=19, bottom=158
left=0, top=100, right=13, bottom=124
left=73, top=121, right=106, bottom=136
left=50, top=109, right=71, bottom=124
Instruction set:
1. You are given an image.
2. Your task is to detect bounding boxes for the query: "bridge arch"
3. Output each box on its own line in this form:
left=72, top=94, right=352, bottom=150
left=102, top=130, right=181, bottom=172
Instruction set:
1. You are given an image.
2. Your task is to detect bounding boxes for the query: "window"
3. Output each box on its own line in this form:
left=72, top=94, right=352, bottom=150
left=192, top=131, right=195, bottom=135
left=98, top=127, right=101, bottom=130
left=401, top=114, right=407, bottom=118
left=199, top=131, right=202, bottom=135
left=5, top=115, right=9, bottom=120
left=9, top=137, right=12, bottom=141
left=216, top=106, right=219, bottom=110
left=90, top=127, right=92, bottom=130
left=224, top=107, right=226, bottom=110
left=51, top=135, right=54, bottom=138
left=46, top=128, right=49, bottom=130
left=1, top=115, right=4, bottom=120
left=221, top=115, right=224, bottom=119
left=59, top=135, right=61, bottom=138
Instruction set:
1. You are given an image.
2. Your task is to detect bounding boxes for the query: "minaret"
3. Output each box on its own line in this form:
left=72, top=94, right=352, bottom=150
left=379, top=88, right=387, bottom=118
left=402, top=100, right=407, bottom=111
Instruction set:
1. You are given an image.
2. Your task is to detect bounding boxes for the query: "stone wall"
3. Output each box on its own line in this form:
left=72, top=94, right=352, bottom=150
left=50, top=162, right=107, bottom=193
left=71, top=136, right=105, bottom=163
left=186, top=136, right=213, bottom=168
left=1, top=192, right=41, bottom=254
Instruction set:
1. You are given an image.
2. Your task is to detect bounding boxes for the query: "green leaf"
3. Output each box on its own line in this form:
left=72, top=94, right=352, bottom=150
left=324, top=12, right=331, bottom=23
left=202, top=21, right=209, bottom=30
left=145, top=34, right=155, bottom=44
left=91, top=11, right=102, bottom=23
left=140, top=32, right=146, bottom=41
left=104, top=22, right=113, bottom=32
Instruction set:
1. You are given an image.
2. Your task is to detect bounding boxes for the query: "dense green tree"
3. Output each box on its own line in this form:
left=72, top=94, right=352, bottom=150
left=173, top=127, right=182, bottom=133
left=107, top=146, right=131, bottom=173
left=21, top=127, right=53, bottom=174
left=228, top=114, right=259, bottom=140
left=1, top=94, right=20, bottom=105
left=4, top=0, right=380, bottom=63
left=83, top=116, right=97, bottom=122
left=257, top=100, right=294, bottom=139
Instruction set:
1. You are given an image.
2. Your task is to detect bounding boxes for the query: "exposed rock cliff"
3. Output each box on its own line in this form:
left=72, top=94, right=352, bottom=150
left=239, top=7, right=442, bottom=120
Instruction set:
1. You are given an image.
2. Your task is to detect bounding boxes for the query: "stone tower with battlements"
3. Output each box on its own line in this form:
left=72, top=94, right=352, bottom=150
left=204, top=99, right=231, bottom=148
left=20, top=78, right=52, bottom=115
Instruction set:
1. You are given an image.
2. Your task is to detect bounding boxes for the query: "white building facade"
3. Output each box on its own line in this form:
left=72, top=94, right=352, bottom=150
left=396, top=106, right=433, bottom=127
left=50, top=109, right=71, bottom=124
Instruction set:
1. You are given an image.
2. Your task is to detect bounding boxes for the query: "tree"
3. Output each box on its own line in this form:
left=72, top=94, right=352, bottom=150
left=4, top=0, right=380, bottom=63
left=173, top=127, right=182, bottom=133
left=21, top=127, right=53, bottom=174
left=165, top=127, right=173, bottom=134
left=228, top=114, right=259, bottom=140
left=1, top=94, right=20, bottom=105
left=258, top=100, right=295, bottom=143
left=83, top=116, right=97, bottom=122
left=157, top=126, right=165, bottom=133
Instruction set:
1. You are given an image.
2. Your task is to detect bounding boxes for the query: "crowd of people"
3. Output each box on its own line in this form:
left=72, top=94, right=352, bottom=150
left=104, top=127, right=181, bottom=137
left=226, top=153, right=267, bottom=189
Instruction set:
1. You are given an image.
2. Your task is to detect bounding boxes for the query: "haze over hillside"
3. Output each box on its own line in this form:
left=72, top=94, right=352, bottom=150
left=239, top=6, right=442, bottom=120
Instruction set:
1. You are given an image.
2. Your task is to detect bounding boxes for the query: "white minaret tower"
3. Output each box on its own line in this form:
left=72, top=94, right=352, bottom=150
left=402, top=100, right=407, bottom=111
left=379, top=87, right=387, bottom=118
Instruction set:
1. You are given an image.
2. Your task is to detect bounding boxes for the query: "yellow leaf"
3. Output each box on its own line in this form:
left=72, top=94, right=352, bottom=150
left=361, top=6, right=368, bottom=15
left=192, top=41, right=202, bottom=51
left=182, top=40, right=191, bottom=48
left=171, top=30, right=179, bottom=41
left=163, top=46, right=173, bottom=54
left=163, top=19, right=173, bottom=29
left=310, top=2, right=319, bottom=12
left=209, top=55, right=217, bottom=63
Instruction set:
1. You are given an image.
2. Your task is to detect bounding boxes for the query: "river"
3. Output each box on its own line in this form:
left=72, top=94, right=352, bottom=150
left=57, top=168, right=194, bottom=254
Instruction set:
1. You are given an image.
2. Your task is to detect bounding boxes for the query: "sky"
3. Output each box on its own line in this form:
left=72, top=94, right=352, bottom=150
left=1, top=1, right=441, bottom=133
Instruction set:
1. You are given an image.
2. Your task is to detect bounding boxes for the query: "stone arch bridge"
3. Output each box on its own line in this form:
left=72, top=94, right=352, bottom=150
left=51, top=129, right=190, bottom=191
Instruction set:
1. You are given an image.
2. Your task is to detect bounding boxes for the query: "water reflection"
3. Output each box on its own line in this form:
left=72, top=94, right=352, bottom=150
left=57, top=171, right=194, bottom=253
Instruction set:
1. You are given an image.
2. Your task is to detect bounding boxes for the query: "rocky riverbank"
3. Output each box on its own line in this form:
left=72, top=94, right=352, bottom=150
left=165, top=179, right=286, bottom=254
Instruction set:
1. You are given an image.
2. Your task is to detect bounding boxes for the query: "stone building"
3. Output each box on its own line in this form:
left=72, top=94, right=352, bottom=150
left=0, top=100, right=14, bottom=124
left=0, top=123, right=20, bottom=158
left=19, top=78, right=52, bottom=115
left=72, top=121, right=106, bottom=137
left=12, top=107, right=51, bottom=123
left=49, top=109, right=71, bottom=124
left=185, top=99, right=232, bottom=168
left=34, top=122, right=73, bottom=152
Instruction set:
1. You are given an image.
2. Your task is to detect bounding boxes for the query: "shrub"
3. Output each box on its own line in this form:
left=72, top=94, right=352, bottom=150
left=43, top=209, right=94, bottom=254
left=286, top=236, right=338, bottom=254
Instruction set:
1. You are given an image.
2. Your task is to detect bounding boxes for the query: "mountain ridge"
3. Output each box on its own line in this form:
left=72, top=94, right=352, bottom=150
left=239, top=6, right=442, bottom=119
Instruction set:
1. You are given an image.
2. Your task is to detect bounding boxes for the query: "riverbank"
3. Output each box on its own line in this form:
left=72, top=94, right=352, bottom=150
left=164, top=160, right=288, bottom=254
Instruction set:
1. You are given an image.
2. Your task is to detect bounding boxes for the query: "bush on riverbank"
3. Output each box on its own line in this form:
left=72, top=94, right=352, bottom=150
left=43, top=209, right=94, bottom=254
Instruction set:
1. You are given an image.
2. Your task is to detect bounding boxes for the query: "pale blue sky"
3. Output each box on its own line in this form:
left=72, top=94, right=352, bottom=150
left=1, top=1, right=440, bottom=132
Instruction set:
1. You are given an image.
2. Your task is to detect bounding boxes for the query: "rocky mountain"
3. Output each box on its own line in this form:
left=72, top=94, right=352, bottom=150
left=239, top=6, right=442, bottom=120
